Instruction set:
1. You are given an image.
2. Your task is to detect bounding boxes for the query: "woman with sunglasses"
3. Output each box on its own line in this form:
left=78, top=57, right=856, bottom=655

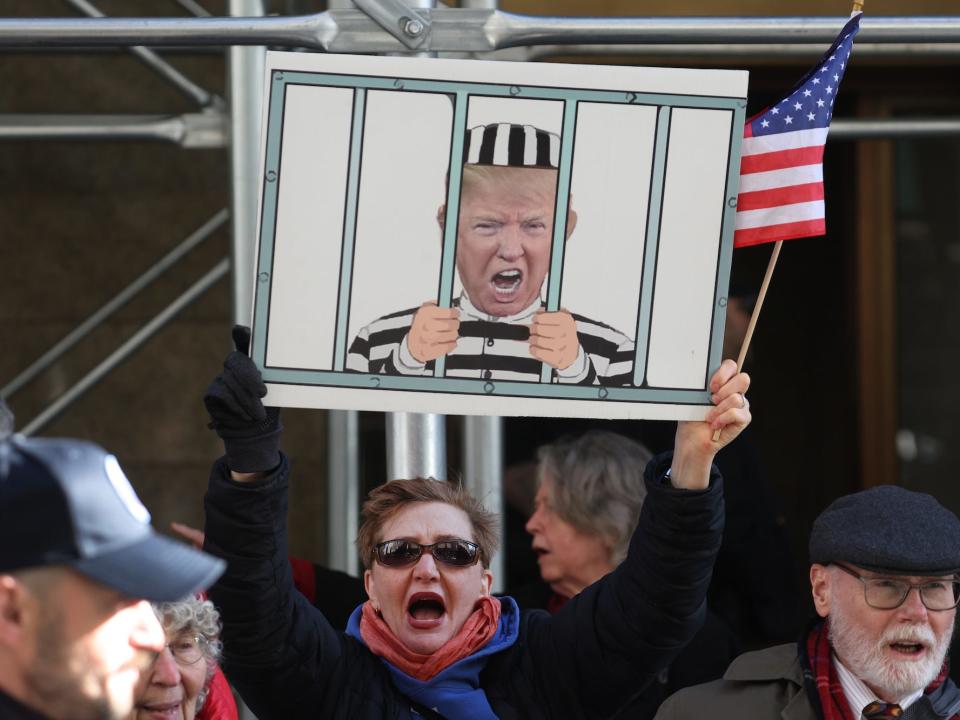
left=201, top=329, right=752, bottom=719
left=127, top=597, right=235, bottom=720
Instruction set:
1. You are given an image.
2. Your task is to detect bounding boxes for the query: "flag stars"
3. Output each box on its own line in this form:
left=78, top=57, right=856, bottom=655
left=771, top=107, right=780, bottom=115
left=821, top=67, right=829, bottom=73
left=817, top=98, right=825, bottom=108
left=813, top=78, right=821, bottom=85
left=794, top=101, right=803, bottom=110
left=807, top=112, right=816, bottom=121
left=833, top=73, right=840, bottom=82
left=826, top=86, right=833, bottom=94
left=829, top=54, right=836, bottom=60
left=803, top=89, right=812, bottom=97
left=761, top=119, right=770, bottom=128
left=785, top=115, right=794, bottom=125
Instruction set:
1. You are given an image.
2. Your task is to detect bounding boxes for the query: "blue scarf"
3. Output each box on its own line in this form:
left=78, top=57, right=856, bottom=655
left=347, top=596, right=520, bottom=719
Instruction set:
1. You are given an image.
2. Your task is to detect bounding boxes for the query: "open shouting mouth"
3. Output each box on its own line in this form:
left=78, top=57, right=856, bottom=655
left=407, top=592, right=446, bottom=629
left=491, top=269, right=523, bottom=297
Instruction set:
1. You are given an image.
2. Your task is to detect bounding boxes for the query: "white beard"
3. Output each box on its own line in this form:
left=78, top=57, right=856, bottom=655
left=829, top=602, right=954, bottom=700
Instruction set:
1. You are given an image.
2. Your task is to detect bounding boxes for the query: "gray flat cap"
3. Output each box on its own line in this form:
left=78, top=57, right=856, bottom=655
left=809, top=485, right=960, bottom=575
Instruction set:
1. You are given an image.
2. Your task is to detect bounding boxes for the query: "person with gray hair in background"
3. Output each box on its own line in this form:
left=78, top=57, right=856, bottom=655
left=522, top=430, right=740, bottom=717
left=127, top=596, right=235, bottom=720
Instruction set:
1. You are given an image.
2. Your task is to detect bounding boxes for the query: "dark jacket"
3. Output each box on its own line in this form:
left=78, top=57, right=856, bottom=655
left=510, top=581, right=740, bottom=718
left=204, top=452, right=724, bottom=720
left=0, top=689, right=51, bottom=719
left=654, top=643, right=815, bottom=720
left=655, top=643, right=960, bottom=720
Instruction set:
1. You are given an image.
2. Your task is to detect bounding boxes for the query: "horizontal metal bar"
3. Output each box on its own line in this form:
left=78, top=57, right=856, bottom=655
left=1, top=11, right=960, bottom=53
left=519, top=42, right=960, bottom=60
left=5, top=112, right=958, bottom=143
left=0, top=112, right=227, bottom=147
left=831, top=118, right=960, bottom=138
left=20, top=258, right=230, bottom=437
left=483, top=14, right=960, bottom=50
left=1, top=210, right=228, bottom=401
left=0, top=12, right=336, bottom=49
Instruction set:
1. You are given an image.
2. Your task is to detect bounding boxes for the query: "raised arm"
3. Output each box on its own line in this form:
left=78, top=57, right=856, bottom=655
left=201, top=327, right=353, bottom=717
left=517, top=360, right=751, bottom=717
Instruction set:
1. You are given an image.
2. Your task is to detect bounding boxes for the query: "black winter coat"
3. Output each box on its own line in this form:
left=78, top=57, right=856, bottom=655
left=203, top=452, right=724, bottom=720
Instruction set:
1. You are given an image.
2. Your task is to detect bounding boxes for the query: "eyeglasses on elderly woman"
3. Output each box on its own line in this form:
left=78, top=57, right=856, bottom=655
left=373, top=538, right=481, bottom=568
left=164, top=633, right=211, bottom=666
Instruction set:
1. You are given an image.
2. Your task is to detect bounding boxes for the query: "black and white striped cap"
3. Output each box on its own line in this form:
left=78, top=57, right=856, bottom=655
left=463, top=123, right=560, bottom=169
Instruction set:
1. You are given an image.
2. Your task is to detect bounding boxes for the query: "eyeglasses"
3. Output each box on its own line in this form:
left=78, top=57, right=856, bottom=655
left=833, top=564, right=960, bottom=612
left=163, top=634, right=209, bottom=666
left=374, top=539, right=481, bottom=568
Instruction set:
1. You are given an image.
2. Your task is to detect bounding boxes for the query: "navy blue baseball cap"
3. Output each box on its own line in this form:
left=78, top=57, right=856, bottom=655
left=0, top=434, right=225, bottom=601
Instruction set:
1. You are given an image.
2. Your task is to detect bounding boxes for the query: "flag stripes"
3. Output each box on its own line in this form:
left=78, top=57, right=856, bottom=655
left=732, top=13, right=861, bottom=248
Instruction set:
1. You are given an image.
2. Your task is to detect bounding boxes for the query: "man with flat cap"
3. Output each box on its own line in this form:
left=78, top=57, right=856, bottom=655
left=0, top=406, right=225, bottom=720
left=655, top=485, right=960, bottom=720
left=347, top=122, right=635, bottom=385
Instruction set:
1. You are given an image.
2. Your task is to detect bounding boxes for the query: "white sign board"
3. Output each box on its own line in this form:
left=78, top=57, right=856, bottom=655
left=250, top=51, right=748, bottom=420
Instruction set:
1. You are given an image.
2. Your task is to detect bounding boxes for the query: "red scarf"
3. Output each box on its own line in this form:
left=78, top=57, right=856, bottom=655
left=359, top=595, right=501, bottom=681
left=805, top=620, right=955, bottom=720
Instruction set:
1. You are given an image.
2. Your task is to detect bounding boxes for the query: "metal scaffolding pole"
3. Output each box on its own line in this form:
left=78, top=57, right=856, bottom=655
left=328, top=409, right=360, bottom=574
left=1, top=12, right=959, bottom=53
left=0, top=113, right=226, bottom=147
left=324, top=0, right=363, bottom=580
left=7, top=113, right=960, bottom=143
left=228, top=0, right=264, bottom=327
left=386, top=412, right=447, bottom=481
left=380, top=0, right=449, bottom=486
left=462, top=415, right=504, bottom=592
left=521, top=41, right=960, bottom=60
left=226, top=7, right=264, bottom=716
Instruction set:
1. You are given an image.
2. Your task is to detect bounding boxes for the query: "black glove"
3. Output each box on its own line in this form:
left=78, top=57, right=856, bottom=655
left=204, top=325, right=282, bottom=473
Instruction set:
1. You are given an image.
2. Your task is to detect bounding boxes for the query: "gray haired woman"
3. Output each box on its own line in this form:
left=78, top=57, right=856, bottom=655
left=128, top=596, right=229, bottom=720
left=525, top=430, right=653, bottom=599
left=524, top=429, right=739, bottom=716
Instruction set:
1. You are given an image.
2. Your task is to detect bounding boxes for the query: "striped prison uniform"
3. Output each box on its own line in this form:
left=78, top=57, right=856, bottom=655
left=346, top=294, right=634, bottom=386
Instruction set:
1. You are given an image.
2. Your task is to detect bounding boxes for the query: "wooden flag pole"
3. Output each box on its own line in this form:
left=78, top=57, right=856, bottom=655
left=734, top=240, right=782, bottom=373
left=712, top=240, right=781, bottom=441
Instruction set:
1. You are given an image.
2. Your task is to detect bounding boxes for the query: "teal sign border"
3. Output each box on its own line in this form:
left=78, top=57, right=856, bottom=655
left=252, top=69, right=746, bottom=407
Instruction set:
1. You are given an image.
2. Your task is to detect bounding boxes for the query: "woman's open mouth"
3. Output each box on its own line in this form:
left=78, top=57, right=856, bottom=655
left=407, top=592, right=446, bottom=629
left=491, top=269, right=523, bottom=298
left=137, top=700, right=184, bottom=720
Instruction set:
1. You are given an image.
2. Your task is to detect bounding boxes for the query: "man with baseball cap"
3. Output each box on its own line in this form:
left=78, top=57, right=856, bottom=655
left=347, top=122, right=635, bottom=385
left=656, top=485, right=960, bottom=720
left=0, top=412, right=225, bottom=719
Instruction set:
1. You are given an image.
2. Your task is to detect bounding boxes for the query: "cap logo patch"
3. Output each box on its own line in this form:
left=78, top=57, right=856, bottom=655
left=104, top=455, right=151, bottom=524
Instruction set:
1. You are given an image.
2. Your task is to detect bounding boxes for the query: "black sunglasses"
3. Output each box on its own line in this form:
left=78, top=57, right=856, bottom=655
left=374, top=539, right=481, bottom=568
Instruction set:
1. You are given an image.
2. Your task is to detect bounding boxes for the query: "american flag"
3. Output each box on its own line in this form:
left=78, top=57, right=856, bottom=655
left=734, top=14, right=862, bottom=248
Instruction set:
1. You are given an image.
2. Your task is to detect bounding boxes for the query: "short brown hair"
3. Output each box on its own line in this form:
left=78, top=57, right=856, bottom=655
left=356, top=478, right=499, bottom=569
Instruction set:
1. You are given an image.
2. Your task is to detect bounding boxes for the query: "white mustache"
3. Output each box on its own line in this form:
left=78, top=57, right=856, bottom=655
left=881, top=624, right=936, bottom=648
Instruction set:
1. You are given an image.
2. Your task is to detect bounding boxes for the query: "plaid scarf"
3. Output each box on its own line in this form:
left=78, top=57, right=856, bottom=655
left=802, top=620, right=955, bottom=720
